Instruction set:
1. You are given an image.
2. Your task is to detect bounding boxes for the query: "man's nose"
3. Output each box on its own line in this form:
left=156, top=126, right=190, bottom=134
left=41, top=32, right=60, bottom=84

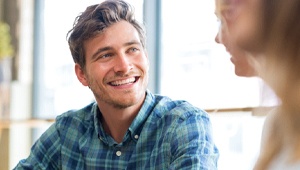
left=114, top=53, right=133, bottom=73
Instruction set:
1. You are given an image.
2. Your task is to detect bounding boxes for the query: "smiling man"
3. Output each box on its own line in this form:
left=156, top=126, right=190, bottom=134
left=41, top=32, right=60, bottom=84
left=14, top=0, right=219, bottom=169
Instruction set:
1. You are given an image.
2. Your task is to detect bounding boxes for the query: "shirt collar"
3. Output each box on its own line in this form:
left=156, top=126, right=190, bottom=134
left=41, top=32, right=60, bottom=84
left=93, top=89, right=156, bottom=145
left=128, top=89, right=155, bottom=141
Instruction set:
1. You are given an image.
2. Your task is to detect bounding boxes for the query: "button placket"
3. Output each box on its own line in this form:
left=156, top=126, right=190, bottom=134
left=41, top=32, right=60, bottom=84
left=116, top=150, right=122, bottom=157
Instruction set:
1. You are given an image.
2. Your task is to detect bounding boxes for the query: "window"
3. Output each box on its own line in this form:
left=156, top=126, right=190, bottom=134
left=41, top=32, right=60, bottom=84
left=10, top=1, right=275, bottom=170
left=30, top=0, right=145, bottom=157
left=160, top=0, right=261, bottom=109
left=160, top=1, right=271, bottom=169
left=35, top=0, right=144, bottom=118
left=37, top=0, right=271, bottom=169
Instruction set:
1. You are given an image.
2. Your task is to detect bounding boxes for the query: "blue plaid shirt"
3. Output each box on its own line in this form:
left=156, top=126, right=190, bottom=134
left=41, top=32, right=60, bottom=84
left=14, top=90, right=219, bottom=170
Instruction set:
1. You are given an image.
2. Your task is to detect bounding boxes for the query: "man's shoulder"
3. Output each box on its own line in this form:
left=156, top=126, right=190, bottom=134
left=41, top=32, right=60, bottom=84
left=55, top=102, right=96, bottom=129
left=152, top=94, right=208, bottom=119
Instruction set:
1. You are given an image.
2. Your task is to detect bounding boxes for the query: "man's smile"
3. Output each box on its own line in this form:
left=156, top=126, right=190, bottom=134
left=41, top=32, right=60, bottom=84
left=109, top=77, right=139, bottom=86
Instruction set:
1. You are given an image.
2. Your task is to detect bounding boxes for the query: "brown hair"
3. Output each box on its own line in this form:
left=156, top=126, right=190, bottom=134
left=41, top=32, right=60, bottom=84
left=67, top=0, right=146, bottom=70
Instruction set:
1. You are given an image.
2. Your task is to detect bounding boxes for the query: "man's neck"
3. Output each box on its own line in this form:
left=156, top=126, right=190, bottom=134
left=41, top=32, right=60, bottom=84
left=98, top=103, right=141, bottom=143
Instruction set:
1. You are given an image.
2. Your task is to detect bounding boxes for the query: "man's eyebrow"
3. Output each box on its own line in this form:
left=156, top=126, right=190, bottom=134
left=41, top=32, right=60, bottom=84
left=91, top=46, right=112, bottom=60
left=124, top=40, right=141, bottom=47
left=90, top=40, right=142, bottom=59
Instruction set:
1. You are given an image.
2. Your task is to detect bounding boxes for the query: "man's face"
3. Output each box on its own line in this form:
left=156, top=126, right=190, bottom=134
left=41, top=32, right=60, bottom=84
left=76, top=20, right=149, bottom=109
left=215, top=0, right=257, bottom=77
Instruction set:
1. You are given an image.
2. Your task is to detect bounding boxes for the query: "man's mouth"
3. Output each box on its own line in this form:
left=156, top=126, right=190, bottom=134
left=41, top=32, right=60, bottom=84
left=109, top=77, right=139, bottom=86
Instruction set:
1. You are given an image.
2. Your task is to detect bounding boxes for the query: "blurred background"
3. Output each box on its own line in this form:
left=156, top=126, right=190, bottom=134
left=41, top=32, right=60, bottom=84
left=0, top=0, right=278, bottom=169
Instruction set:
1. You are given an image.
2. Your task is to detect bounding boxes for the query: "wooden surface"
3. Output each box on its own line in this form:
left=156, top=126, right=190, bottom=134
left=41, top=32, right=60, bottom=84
left=0, top=106, right=274, bottom=130
left=0, top=106, right=274, bottom=142
left=206, top=106, right=275, bottom=116
left=0, top=118, right=55, bottom=129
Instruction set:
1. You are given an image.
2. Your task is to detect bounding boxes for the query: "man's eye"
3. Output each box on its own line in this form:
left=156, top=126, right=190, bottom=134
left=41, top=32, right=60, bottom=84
left=101, top=53, right=112, bottom=58
left=129, top=47, right=139, bottom=52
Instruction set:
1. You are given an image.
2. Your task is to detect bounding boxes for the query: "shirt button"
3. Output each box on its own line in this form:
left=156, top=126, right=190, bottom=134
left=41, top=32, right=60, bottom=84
left=116, top=151, right=122, bottom=156
left=134, top=135, right=139, bottom=139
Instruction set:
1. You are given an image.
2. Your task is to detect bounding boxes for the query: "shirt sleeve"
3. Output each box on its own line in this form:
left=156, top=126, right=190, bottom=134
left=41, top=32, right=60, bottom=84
left=168, top=109, right=219, bottom=170
left=13, top=122, right=61, bottom=170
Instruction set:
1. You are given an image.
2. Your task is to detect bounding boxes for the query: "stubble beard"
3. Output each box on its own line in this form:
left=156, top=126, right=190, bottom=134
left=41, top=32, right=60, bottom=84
left=89, top=71, right=148, bottom=110
left=108, top=89, right=137, bottom=109
left=91, top=83, right=145, bottom=110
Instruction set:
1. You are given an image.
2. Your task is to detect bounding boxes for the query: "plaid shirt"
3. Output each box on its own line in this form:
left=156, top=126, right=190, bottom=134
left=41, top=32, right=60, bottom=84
left=14, top=90, right=219, bottom=170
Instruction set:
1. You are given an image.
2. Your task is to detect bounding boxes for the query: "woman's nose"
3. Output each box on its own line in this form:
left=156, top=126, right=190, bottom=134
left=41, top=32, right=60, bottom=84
left=215, top=33, right=220, bottom=44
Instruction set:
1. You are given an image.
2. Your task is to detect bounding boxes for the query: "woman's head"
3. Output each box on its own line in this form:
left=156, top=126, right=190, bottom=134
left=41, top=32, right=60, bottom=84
left=67, top=0, right=146, bottom=70
left=214, top=0, right=257, bottom=77
left=215, top=0, right=265, bottom=55
left=216, top=0, right=300, bottom=108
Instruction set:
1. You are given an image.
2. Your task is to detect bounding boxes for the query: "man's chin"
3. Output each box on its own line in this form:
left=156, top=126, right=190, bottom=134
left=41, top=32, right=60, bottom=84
left=111, top=95, right=142, bottom=109
left=112, top=102, right=135, bottom=109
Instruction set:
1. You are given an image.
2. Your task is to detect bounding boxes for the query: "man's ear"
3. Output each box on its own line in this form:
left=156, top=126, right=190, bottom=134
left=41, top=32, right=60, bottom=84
left=75, top=63, right=89, bottom=86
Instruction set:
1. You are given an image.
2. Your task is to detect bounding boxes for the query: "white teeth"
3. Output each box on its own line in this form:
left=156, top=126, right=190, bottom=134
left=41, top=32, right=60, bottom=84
left=111, top=77, right=135, bottom=86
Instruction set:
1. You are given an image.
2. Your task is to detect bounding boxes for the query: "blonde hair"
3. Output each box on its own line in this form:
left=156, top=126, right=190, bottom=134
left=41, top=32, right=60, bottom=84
left=254, top=0, right=300, bottom=169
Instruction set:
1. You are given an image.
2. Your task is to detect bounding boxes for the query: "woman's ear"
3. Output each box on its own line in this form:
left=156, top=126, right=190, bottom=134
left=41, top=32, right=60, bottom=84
left=75, top=63, right=89, bottom=86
